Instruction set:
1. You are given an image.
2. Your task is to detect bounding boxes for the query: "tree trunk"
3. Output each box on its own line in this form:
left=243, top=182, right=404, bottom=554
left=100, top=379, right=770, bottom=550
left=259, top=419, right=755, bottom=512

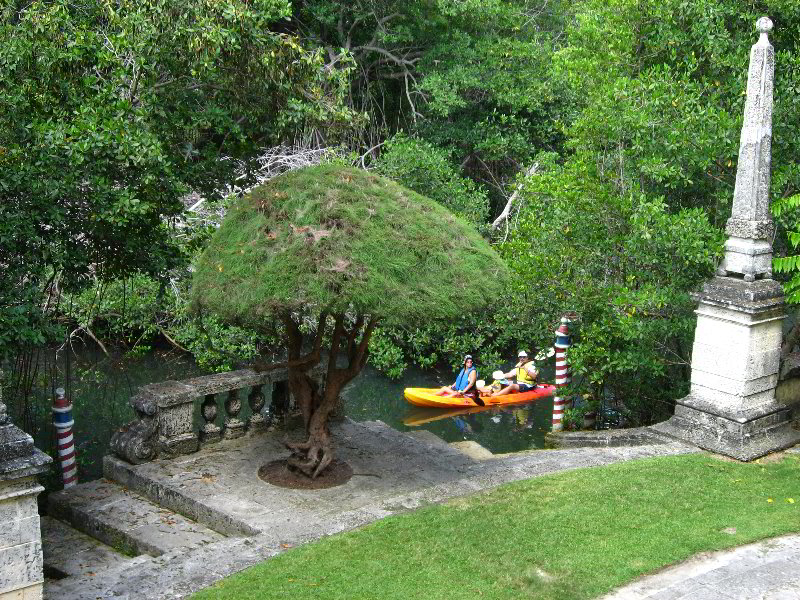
left=286, top=313, right=377, bottom=478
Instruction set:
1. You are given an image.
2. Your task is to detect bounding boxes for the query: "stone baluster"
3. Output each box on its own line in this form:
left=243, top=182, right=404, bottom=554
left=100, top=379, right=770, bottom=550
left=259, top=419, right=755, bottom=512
left=223, top=389, right=246, bottom=439
left=247, top=385, right=267, bottom=433
left=110, top=367, right=307, bottom=464
left=0, top=371, right=52, bottom=600
left=199, top=394, right=222, bottom=444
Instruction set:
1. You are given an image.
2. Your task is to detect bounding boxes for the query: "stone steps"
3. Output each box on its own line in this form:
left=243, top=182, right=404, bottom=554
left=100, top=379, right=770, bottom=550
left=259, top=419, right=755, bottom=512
left=404, top=428, right=456, bottom=450
left=47, top=479, right=227, bottom=558
left=404, top=429, right=495, bottom=460
left=41, top=516, right=144, bottom=581
left=103, top=455, right=261, bottom=537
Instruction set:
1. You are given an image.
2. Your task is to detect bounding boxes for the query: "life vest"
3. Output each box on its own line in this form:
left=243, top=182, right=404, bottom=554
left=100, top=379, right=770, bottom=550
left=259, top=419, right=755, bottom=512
left=516, top=361, right=537, bottom=385
left=454, top=366, right=477, bottom=391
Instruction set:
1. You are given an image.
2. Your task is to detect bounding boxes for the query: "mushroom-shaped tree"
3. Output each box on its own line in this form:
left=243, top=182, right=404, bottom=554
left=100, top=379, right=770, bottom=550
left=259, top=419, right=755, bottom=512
left=192, top=164, right=509, bottom=477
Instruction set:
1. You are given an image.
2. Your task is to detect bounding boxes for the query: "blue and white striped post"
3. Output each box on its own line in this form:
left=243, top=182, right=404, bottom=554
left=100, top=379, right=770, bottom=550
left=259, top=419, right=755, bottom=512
left=53, top=387, right=78, bottom=488
left=552, top=317, right=572, bottom=432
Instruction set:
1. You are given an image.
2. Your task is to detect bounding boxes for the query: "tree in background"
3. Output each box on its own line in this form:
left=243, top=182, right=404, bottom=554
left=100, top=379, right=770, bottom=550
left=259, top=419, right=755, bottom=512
left=290, top=0, right=574, bottom=213
left=0, top=0, right=353, bottom=359
left=192, top=165, right=509, bottom=477
left=365, top=0, right=800, bottom=424
left=496, top=0, right=800, bottom=422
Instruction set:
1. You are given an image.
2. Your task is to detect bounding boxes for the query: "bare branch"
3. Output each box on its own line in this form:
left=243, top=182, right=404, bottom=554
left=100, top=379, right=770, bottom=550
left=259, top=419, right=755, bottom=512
left=491, top=162, right=540, bottom=231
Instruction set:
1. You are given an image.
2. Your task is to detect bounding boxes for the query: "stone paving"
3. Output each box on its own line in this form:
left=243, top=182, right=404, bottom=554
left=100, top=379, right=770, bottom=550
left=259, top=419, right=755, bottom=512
left=43, top=418, right=699, bottom=599
left=600, top=534, right=800, bottom=600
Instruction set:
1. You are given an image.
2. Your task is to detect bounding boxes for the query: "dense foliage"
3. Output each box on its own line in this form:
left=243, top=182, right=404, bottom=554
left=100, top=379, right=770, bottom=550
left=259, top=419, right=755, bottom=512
left=7, top=0, right=800, bottom=426
left=0, top=0, right=351, bottom=359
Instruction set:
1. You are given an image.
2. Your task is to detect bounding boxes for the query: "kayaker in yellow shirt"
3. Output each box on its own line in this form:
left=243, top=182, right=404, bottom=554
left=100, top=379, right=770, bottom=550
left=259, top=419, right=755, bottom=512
left=489, top=350, right=539, bottom=397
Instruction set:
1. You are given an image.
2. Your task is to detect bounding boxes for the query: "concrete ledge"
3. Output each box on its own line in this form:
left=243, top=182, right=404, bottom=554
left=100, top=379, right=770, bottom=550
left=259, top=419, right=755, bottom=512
left=544, top=427, right=674, bottom=449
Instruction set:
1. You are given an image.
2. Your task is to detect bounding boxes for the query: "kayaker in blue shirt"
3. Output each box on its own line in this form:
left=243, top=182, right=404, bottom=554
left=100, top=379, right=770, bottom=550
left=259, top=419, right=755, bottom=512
left=436, top=355, right=478, bottom=398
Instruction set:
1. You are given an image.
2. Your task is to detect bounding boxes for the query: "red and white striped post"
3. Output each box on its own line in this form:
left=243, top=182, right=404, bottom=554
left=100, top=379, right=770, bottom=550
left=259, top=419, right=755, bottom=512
left=552, top=317, right=572, bottom=432
left=52, top=387, right=78, bottom=488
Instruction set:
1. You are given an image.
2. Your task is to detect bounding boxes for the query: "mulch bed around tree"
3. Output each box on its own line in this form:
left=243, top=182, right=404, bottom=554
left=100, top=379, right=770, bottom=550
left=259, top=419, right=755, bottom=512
left=258, top=458, right=353, bottom=489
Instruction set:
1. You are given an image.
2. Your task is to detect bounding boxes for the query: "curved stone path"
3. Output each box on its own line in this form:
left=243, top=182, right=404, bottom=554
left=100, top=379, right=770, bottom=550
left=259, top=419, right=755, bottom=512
left=601, top=533, right=800, bottom=600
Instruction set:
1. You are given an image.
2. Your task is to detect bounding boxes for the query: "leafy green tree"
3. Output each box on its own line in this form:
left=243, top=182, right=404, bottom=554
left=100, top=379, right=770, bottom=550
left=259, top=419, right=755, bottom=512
left=192, top=165, right=509, bottom=476
left=375, top=134, right=490, bottom=225
left=0, top=0, right=351, bottom=359
left=491, top=0, right=800, bottom=422
left=502, top=157, right=723, bottom=423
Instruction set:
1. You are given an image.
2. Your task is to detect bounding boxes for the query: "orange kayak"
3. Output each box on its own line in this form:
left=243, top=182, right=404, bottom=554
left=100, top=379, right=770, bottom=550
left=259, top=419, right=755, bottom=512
left=404, top=384, right=556, bottom=408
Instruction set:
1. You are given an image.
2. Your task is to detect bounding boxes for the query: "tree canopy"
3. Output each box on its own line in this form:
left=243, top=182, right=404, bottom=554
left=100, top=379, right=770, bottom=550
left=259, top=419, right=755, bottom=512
left=8, top=0, right=800, bottom=432
left=191, top=164, right=509, bottom=327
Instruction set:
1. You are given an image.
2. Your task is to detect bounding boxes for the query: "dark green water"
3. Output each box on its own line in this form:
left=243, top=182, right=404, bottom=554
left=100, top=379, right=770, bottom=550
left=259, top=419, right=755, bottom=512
left=6, top=349, right=555, bottom=487
left=342, top=365, right=555, bottom=453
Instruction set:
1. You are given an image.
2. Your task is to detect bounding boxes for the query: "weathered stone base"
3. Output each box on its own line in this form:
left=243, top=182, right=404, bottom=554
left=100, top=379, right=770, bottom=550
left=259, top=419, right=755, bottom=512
left=156, top=433, right=198, bottom=457
left=222, top=419, right=245, bottom=440
left=652, top=397, right=800, bottom=461
left=718, top=236, right=773, bottom=280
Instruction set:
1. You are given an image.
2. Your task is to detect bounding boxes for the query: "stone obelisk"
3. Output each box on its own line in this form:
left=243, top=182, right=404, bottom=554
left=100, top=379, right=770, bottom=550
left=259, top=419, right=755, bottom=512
left=654, top=18, right=800, bottom=460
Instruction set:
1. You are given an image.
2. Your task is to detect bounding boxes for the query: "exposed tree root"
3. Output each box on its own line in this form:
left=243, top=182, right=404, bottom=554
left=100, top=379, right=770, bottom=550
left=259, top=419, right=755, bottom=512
left=286, top=441, right=333, bottom=479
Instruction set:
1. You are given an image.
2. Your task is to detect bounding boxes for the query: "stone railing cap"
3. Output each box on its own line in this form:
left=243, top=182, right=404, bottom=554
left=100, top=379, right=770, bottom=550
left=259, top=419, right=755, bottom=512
left=0, top=423, right=52, bottom=480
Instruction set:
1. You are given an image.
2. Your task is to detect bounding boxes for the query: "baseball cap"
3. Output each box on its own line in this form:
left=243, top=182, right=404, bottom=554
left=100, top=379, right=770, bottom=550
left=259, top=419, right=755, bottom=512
left=518, top=350, right=528, bottom=358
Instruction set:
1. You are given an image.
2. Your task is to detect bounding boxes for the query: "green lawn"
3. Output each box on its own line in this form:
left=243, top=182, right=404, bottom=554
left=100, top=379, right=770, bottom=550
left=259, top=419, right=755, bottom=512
left=193, top=453, right=800, bottom=600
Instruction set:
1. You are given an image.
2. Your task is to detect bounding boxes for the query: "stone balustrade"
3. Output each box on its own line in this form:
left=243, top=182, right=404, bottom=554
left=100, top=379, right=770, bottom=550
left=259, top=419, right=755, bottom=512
left=110, top=366, right=322, bottom=464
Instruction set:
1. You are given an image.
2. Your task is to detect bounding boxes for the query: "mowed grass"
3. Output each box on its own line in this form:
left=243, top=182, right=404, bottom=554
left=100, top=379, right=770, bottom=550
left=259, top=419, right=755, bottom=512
left=192, top=453, right=800, bottom=600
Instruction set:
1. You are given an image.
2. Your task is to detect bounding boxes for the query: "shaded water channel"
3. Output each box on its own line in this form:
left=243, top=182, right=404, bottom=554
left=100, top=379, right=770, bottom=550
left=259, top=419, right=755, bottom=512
left=9, top=348, right=555, bottom=487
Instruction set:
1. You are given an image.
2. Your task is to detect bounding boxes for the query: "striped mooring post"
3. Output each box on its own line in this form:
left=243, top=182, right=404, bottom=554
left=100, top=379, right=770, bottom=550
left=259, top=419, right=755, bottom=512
left=551, top=317, right=572, bottom=432
left=53, top=387, right=78, bottom=488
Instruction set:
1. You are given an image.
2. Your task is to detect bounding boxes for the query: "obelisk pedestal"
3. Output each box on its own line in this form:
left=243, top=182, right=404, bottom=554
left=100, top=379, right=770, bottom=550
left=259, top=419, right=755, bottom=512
left=655, top=277, right=798, bottom=459
left=654, top=18, right=800, bottom=460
